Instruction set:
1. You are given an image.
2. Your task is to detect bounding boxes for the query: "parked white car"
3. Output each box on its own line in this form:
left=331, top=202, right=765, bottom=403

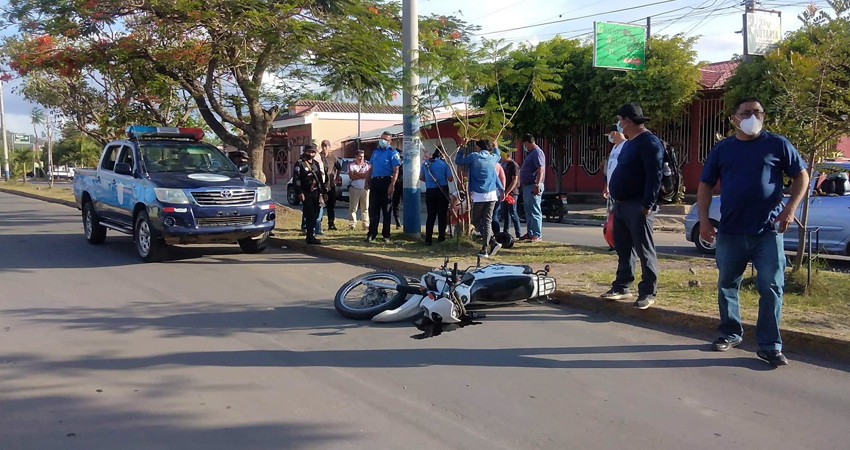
left=685, top=161, right=850, bottom=255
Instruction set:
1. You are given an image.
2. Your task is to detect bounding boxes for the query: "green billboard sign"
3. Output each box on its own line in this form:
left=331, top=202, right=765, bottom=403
left=593, top=21, right=647, bottom=71
left=13, top=134, right=30, bottom=144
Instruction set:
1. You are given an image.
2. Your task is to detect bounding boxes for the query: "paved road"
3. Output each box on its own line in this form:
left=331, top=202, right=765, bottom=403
left=2, top=191, right=849, bottom=449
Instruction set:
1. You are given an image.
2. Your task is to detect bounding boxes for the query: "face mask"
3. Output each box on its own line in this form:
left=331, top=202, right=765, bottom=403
left=738, top=116, right=763, bottom=136
left=608, top=135, right=615, bottom=144
left=616, top=122, right=624, bottom=134
left=379, top=139, right=389, bottom=148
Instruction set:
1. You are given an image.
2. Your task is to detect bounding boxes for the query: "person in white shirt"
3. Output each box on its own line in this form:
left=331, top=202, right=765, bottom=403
left=347, top=149, right=371, bottom=230
left=603, top=124, right=628, bottom=204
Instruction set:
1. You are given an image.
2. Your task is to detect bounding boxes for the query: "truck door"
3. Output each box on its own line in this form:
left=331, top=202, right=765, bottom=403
left=112, top=145, right=137, bottom=226
left=96, top=144, right=122, bottom=221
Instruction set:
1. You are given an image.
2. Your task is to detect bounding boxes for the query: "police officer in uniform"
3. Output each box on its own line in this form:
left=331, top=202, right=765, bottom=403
left=293, top=144, right=327, bottom=245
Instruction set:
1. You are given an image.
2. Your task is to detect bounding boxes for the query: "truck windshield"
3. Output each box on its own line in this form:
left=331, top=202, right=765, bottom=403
left=140, top=143, right=238, bottom=175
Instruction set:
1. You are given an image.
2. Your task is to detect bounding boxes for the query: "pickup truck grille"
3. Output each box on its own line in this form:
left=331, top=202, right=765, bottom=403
left=196, top=215, right=257, bottom=227
left=191, top=189, right=255, bottom=206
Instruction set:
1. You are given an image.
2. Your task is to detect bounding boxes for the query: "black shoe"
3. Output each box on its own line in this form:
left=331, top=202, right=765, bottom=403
left=489, top=241, right=502, bottom=257
left=600, top=288, right=632, bottom=301
left=712, top=337, right=742, bottom=352
left=608, top=246, right=616, bottom=252
left=634, top=295, right=655, bottom=310
left=757, top=350, right=789, bottom=367
left=438, top=237, right=446, bottom=243
left=477, top=248, right=489, bottom=259
left=424, top=240, right=432, bottom=246
left=328, top=224, right=337, bottom=231
left=307, top=237, right=322, bottom=245
left=364, top=236, right=375, bottom=243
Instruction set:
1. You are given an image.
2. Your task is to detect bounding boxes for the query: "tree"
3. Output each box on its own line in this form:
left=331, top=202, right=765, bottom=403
left=5, top=0, right=404, bottom=183
left=2, top=35, right=196, bottom=146
left=43, top=109, right=60, bottom=187
left=53, top=122, right=101, bottom=168
left=29, top=106, right=44, bottom=180
left=11, top=148, right=33, bottom=182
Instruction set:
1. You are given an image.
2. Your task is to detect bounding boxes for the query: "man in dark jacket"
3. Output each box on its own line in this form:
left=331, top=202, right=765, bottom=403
left=602, top=103, right=664, bottom=310
left=293, top=145, right=327, bottom=245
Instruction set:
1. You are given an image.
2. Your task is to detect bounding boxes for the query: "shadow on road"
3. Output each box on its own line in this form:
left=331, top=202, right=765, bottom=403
left=0, top=385, right=356, bottom=449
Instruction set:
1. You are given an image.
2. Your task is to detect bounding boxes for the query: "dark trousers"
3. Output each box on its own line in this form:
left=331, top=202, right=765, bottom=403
left=326, top=188, right=337, bottom=227
left=392, top=182, right=403, bottom=226
left=425, top=187, right=450, bottom=244
left=368, top=177, right=393, bottom=239
left=302, top=191, right=321, bottom=241
left=612, top=200, right=659, bottom=296
left=491, top=200, right=502, bottom=235
left=472, top=201, right=497, bottom=251
left=502, top=196, right=522, bottom=237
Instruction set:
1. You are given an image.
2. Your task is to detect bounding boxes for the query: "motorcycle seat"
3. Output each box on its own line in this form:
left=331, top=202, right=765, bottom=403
left=521, top=265, right=534, bottom=274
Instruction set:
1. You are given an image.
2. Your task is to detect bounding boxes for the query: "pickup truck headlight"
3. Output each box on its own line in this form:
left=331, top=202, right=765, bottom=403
left=154, top=188, right=190, bottom=204
left=257, top=186, right=272, bottom=202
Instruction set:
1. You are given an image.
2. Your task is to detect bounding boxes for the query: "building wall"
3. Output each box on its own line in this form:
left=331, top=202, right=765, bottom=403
left=310, top=118, right=400, bottom=156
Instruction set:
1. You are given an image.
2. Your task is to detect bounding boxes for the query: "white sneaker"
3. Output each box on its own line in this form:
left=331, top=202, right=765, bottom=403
left=489, top=242, right=502, bottom=257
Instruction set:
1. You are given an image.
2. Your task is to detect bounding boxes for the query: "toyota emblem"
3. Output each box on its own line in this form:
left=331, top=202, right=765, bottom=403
left=221, top=190, right=233, bottom=198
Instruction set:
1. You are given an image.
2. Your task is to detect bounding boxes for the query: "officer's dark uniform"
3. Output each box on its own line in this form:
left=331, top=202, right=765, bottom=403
left=293, top=150, right=327, bottom=243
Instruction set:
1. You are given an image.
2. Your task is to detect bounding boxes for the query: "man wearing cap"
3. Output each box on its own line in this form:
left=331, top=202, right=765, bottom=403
left=320, top=140, right=342, bottom=231
left=293, top=144, right=327, bottom=245
left=348, top=149, right=371, bottom=231
left=366, top=131, right=401, bottom=243
left=602, top=103, right=664, bottom=310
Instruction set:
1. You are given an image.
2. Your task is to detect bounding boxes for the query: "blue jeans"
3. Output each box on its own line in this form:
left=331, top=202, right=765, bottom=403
left=301, top=206, right=325, bottom=235
left=491, top=200, right=502, bottom=235
left=502, top=196, right=522, bottom=237
left=716, top=232, right=786, bottom=351
left=522, top=184, right=543, bottom=238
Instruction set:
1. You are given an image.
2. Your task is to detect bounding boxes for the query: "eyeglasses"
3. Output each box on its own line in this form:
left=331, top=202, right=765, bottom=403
left=736, top=111, right=766, bottom=119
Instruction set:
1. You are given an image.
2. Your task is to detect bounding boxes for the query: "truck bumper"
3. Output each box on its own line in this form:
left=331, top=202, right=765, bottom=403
left=149, top=201, right=276, bottom=244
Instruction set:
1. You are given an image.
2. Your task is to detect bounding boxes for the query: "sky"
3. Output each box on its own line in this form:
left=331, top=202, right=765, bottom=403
left=0, top=0, right=832, bottom=136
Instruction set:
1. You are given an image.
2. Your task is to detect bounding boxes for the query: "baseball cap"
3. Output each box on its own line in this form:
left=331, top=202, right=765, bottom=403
left=321, top=139, right=331, bottom=147
left=605, top=124, right=619, bottom=134
left=303, top=144, right=317, bottom=153
left=617, top=103, right=649, bottom=124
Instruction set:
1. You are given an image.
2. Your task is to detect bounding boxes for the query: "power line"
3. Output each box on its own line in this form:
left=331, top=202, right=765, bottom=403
left=476, top=0, right=681, bottom=36
left=683, top=0, right=735, bottom=36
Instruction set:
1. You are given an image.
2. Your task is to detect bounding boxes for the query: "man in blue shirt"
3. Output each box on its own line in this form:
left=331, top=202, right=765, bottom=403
left=698, top=97, right=809, bottom=367
left=366, top=131, right=402, bottom=243
left=518, top=134, right=545, bottom=242
left=456, top=139, right=505, bottom=258
left=602, top=103, right=664, bottom=310
left=420, top=146, right=454, bottom=245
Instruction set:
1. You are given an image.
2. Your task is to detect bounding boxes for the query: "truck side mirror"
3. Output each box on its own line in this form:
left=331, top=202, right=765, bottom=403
left=238, top=163, right=250, bottom=174
left=114, top=162, right=133, bottom=176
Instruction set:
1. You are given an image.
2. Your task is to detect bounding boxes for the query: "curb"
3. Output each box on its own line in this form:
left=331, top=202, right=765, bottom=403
left=563, top=218, right=683, bottom=233
left=271, top=234, right=850, bottom=363
left=6, top=186, right=847, bottom=363
left=0, top=187, right=77, bottom=209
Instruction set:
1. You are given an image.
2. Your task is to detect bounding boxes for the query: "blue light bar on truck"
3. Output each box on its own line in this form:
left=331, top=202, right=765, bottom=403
left=126, top=125, right=205, bottom=141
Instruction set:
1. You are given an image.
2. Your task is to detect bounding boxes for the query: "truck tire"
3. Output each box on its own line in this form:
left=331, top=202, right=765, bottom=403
left=135, top=211, right=167, bottom=262
left=287, top=186, right=300, bottom=206
left=82, top=201, right=107, bottom=245
left=238, top=231, right=269, bottom=254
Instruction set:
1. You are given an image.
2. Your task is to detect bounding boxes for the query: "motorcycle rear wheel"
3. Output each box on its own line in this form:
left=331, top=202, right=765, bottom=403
left=334, top=271, right=410, bottom=320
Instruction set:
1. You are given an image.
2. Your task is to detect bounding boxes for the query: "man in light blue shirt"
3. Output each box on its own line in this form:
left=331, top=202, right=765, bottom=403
left=456, top=139, right=504, bottom=258
left=366, top=131, right=402, bottom=242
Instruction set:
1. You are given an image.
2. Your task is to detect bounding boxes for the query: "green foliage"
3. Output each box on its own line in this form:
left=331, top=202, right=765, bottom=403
left=53, top=122, right=101, bottom=167
left=11, top=148, right=33, bottom=181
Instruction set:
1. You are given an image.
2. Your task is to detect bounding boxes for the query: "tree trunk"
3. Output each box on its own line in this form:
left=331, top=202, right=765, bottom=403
left=246, top=132, right=267, bottom=184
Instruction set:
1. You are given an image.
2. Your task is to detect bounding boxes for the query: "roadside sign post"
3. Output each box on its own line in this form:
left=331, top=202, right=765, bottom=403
left=593, top=21, right=647, bottom=71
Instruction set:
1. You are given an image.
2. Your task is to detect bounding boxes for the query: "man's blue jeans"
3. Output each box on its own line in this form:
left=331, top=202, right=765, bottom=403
left=522, top=184, right=543, bottom=238
left=716, top=232, right=786, bottom=351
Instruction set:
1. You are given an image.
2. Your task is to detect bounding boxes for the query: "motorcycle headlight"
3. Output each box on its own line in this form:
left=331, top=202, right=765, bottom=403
left=257, top=186, right=272, bottom=202
left=154, top=188, right=190, bottom=204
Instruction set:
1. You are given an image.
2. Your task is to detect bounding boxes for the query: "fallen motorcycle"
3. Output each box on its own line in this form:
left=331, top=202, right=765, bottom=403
left=333, top=257, right=557, bottom=324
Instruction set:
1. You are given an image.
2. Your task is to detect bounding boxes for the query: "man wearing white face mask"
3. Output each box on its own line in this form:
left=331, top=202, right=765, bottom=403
left=365, top=131, right=401, bottom=243
left=698, top=97, right=809, bottom=367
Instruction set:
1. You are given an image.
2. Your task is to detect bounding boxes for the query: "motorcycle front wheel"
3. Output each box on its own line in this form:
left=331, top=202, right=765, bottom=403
left=334, top=271, right=410, bottom=320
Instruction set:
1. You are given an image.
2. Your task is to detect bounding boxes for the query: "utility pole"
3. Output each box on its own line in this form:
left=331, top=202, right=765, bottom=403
left=743, top=0, right=756, bottom=62
left=646, top=16, right=651, bottom=41
left=402, top=0, right=421, bottom=236
left=0, top=80, right=9, bottom=182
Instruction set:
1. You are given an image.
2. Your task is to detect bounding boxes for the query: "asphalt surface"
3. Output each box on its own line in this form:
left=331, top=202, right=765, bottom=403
left=2, top=191, right=850, bottom=450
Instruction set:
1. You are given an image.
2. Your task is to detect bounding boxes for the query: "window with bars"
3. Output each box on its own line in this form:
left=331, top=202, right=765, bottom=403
left=652, top=111, right=692, bottom=167
left=699, top=98, right=732, bottom=163
left=547, top=134, right=573, bottom=176
left=579, top=123, right=606, bottom=176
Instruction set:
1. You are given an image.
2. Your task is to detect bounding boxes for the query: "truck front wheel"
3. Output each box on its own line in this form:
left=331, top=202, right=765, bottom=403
left=83, top=201, right=107, bottom=245
left=238, top=231, right=269, bottom=254
left=135, top=211, right=168, bottom=262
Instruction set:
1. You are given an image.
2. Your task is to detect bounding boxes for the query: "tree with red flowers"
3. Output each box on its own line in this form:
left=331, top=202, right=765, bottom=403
left=5, top=0, right=403, bottom=183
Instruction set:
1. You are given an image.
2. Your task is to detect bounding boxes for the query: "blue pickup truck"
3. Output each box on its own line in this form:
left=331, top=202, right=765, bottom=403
left=74, top=126, right=276, bottom=262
